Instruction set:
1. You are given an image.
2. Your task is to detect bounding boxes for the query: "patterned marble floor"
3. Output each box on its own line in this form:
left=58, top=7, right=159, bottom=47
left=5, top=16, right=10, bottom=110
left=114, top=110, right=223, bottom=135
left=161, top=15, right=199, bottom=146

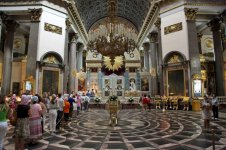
left=3, top=109, right=226, bottom=150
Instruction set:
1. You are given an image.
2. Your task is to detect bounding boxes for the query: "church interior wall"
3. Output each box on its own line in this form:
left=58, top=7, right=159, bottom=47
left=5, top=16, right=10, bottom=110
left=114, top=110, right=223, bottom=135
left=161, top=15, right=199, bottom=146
left=161, top=9, right=189, bottom=61
left=37, top=7, right=67, bottom=62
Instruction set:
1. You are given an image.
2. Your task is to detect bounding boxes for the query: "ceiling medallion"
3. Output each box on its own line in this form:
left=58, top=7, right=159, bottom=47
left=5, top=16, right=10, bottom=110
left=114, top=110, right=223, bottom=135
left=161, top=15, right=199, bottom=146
left=87, top=0, right=137, bottom=66
left=104, top=56, right=123, bottom=71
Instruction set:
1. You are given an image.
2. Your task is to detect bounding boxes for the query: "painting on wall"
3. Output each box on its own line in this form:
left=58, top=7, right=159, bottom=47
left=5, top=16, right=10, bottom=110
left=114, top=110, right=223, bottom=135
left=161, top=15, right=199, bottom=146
left=168, top=69, right=184, bottom=96
left=42, top=70, right=59, bottom=95
left=141, top=77, right=149, bottom=91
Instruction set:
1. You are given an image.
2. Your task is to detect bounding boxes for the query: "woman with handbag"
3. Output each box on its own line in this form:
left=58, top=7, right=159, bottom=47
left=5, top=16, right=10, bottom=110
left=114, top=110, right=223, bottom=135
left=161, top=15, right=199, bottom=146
left=0, top=95, right=10, bottom=150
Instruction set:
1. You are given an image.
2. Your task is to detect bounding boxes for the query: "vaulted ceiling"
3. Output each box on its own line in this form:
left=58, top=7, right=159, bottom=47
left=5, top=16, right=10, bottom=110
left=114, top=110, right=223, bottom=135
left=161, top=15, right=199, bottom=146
left=74, top=0, right=151, bottom=31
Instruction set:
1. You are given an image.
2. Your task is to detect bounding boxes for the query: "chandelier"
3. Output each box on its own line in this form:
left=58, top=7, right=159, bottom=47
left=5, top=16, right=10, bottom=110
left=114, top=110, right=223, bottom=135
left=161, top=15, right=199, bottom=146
left=87, top=0, right=137, bottom=66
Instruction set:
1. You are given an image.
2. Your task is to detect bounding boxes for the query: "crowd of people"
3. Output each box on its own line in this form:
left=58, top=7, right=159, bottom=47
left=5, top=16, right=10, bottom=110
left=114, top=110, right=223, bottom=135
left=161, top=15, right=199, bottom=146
left=0, top=89, right=95, bottom=150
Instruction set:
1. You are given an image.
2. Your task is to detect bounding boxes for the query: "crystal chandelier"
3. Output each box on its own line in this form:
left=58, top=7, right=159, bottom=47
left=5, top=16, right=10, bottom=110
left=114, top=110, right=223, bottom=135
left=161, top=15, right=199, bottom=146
left=87, top=0, right=137, bottom=66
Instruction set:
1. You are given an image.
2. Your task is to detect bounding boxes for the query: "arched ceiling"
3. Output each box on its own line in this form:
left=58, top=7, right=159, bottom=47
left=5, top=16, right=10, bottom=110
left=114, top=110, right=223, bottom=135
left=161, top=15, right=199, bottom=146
left=74, top=0, right=151, bottom=32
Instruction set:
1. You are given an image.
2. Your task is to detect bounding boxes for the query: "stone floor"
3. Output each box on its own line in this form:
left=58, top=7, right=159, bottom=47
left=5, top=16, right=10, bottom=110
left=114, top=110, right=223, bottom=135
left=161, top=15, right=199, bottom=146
left=3, top=109, right=226, bottom=150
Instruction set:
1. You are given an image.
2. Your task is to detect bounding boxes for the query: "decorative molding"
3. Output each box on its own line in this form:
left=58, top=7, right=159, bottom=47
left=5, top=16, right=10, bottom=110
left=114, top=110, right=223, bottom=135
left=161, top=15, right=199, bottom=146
left=154, top=17, right=161, bottom=30
left=137, top=3, right=158, bottom=46
left=67, top=2, right=88, bottom=42
left=44, top=22, right=62, bottom=35
left=43, top=56, right=60, bottom=64
left=29, top=8, right=42, bottom=22
left=65, top=18, right=72, bottom=30
left=168, top=55, right=182, bottom=64
left=164, top=22, right=182, bottom=35
left=184, top=8, right=198, bottom=21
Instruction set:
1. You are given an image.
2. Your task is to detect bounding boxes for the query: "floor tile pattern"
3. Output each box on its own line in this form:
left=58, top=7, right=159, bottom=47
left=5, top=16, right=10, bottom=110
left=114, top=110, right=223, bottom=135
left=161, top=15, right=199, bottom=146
left=3, top=109, right=226, bottom=150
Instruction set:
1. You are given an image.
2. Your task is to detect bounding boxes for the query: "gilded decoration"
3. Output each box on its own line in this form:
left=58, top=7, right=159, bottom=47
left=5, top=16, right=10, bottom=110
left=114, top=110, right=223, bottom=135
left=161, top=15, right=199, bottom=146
left=204, top=38, right=213, bottom=50
left=192, top=74, right=201, bottom=80
left=103, top=56, right=123, bottom=71
left=168, top=55, right=182, bottom=64
left=43, top=56, right=59, bottom=64
left=44, top=23, right=62, bottom=35
left=201, top=70, right=207, bottom=80
left=29, top=8, right=42, bottom=22
left=71, top=33, right=79, bottom=43
left=184, top=8, right=198, bottom=21
left=164, top=22, right=182, bottom=35
left=150, top=68, right=156, bottom=77
left=13, top=38, right=23, bottom=50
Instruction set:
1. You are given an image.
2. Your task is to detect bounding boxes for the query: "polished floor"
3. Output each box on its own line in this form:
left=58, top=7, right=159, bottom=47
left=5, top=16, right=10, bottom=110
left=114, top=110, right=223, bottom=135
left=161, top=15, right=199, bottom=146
left=3, top=109, right=226, bottom=150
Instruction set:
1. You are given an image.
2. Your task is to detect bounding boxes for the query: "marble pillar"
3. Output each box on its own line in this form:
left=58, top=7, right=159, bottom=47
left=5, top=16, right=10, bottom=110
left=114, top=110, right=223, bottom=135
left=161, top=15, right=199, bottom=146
left=136, top=69, right=141, bottom=91
left=26, top=8, right=42, bottom=79
left=148, top=32, right=158, bottom=96
left=87, top=68, right=91, bottom=90
left=185, top=8, right=201, bottom=96
left=1, top=20, right=18, bottom=95
left=221, top=10, right=226, bottom=51
left=98, top=68, right=102, bottom=91
left=63, top=18, right=71, bottom=93
left=154, top=18, right=164, bottom=95
left=69, top=34, right=78, bottom=92
left=208, top=18, right=225, bottom=96
left=124, top=68, right=130, bottom=90
left=77, top=44, right=84, bottom=72
left=143, top=43, right=149, bottom=72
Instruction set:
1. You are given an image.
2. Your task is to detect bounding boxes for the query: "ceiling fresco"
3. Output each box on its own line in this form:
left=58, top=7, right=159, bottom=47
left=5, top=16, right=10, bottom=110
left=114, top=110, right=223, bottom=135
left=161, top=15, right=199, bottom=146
left=74, top=0, right=151, bottom=31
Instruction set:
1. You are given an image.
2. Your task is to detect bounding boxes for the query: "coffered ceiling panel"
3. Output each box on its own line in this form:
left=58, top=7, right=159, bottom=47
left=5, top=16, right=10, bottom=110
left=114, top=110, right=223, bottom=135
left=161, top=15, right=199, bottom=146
left=74, top=0, right=151, bottom=31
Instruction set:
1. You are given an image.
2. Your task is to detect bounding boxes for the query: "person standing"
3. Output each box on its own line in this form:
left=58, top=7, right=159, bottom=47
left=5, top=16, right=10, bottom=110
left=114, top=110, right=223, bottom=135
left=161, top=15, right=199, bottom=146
left=0, top=95, right=10, bottom=150
left=48, top=94, right=58, bottom=134
left=56, top=93, right=64, bottom=130
left=201, top=95, right=212, bottom=132
left=211, top=94, right=219, bottom=120
left=90, top=89, right=95, bottom=102
left=29, top=96, right=43, bottom=144
left=14, top=95, right=31, bottom=150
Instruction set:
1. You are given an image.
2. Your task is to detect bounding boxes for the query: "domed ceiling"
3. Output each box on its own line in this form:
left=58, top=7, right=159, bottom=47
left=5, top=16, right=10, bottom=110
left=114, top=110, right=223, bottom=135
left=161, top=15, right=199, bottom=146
left=74, top=0, right=151, bottom=31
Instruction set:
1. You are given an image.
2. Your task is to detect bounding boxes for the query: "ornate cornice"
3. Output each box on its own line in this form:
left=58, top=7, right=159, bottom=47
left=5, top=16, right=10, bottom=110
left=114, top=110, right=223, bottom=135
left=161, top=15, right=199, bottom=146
left=184, top=8, right=198, bottom=21
left=29, top=8, right=42, bottom=22
left=137, top=3, right=158, bottom=46
left=67, top=2, right=88, bottom=43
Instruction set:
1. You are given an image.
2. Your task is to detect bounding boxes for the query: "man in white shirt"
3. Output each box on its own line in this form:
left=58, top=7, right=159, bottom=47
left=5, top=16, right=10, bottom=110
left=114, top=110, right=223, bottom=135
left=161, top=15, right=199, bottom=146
left=56, top=93, right=65, bottom=130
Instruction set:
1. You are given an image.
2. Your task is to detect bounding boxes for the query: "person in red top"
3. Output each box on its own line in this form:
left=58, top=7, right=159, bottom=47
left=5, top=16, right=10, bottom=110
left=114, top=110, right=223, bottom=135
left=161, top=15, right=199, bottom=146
left=63, top=97, right=70, bottom=126
left=142, top=94, right=148, bottom=112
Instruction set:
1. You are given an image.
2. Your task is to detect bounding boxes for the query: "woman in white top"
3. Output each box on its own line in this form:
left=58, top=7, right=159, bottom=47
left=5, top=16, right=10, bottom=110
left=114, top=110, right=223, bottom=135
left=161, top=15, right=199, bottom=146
left=201, top=95, right=211, bottom=132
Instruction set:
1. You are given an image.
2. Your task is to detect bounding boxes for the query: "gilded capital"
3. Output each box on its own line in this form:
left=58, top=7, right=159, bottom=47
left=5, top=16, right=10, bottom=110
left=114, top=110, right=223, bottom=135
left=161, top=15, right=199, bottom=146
left=148, top=32, right=158, bottom=43
left=29, top=8, right=42, bottom=22
left=65, top=18, right=72, bottom=30
left=71, top=33, right=79, bottom=43
left=184, top=8, right=198, bottom=21
left=154, top=17, right=161, bottom=29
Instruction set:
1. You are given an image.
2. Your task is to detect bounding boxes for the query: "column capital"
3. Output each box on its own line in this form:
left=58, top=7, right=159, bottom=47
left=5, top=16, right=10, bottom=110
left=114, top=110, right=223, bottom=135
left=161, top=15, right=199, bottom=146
left=65, top=18, right=72, bottom=30
left=184, top=8, right=198, bottom=21
left=0, top=11, right=8, bottom=21
left=29, top=8, right=42, bottom=22
left=71, top=33, right=79, bottom=43
left=207, top=18, right=221, bottom=31
left=148, top=32, right=158, bottom=43
left=154, top=17, right=161, bottom=30
left=4, top=20, right=19, bottom=32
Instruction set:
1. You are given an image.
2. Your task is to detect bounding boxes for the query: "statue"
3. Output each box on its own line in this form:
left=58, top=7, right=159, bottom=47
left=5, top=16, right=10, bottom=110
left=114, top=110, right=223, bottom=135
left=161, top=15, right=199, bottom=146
left=129, top=79, right=136, bottom=92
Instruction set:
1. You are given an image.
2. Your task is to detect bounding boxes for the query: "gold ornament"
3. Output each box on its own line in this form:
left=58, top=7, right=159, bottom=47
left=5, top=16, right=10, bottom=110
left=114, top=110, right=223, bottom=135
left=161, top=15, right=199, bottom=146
left=104, top=56, right=123, bottom=71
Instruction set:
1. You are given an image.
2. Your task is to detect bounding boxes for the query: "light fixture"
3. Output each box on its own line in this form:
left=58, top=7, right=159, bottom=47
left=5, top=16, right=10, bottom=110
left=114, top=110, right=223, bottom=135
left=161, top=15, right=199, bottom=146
left=87, top=0, right=137, bottom=67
